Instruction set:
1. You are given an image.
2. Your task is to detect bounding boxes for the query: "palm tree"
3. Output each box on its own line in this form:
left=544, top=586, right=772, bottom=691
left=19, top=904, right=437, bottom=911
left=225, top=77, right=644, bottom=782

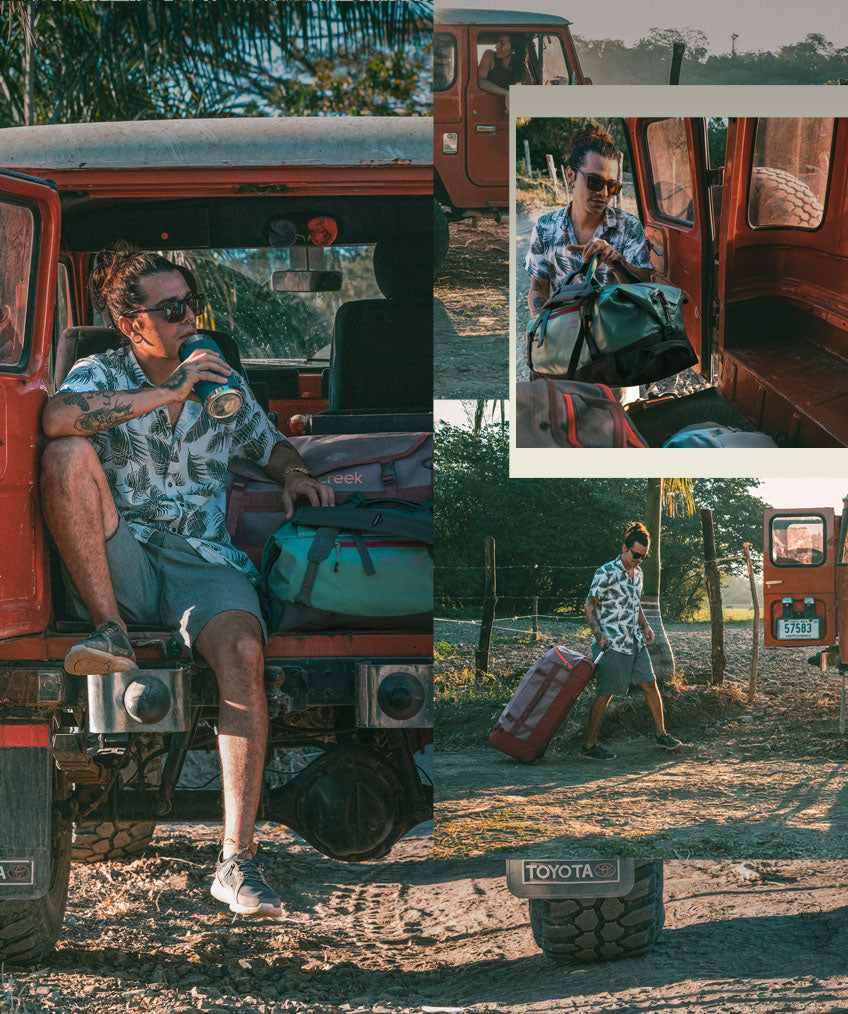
left=472, top=399, right=506, bottom=441
left=642, top=477, right=695, bottom=682
left=0, top=0, right=431, bottom=125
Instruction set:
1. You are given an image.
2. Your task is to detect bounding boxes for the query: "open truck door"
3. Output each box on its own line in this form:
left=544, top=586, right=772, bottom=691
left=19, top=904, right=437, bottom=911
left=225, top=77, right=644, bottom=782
left=763, top=508, right=836, bottom=649
left=0, top=170, right=60, bottom=638
left=626, top=117, right=714, bottom=377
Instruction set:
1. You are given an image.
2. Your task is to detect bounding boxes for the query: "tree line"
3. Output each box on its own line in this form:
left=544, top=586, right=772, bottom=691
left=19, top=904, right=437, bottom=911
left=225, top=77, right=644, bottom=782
left=575, top=30, right=848, bottom=85
left=435, top=422, right=767, bottom=621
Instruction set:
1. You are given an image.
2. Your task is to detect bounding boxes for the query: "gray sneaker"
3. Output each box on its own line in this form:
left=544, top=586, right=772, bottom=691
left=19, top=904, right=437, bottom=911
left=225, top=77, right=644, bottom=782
left=64, top=621, right=136, bottom=675
left=580, top=744, right=617, bottom=761
left=211, top=847, right=282, bottom=918
left=656, top=733, right=683, bottom=751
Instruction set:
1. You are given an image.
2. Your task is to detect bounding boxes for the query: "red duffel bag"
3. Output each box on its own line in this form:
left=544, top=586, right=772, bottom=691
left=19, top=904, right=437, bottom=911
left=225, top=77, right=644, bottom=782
left=489, top=645, right=598, bottom=763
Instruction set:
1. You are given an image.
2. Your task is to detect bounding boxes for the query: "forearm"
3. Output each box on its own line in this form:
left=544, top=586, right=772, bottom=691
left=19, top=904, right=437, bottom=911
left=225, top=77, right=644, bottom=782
left=585, top=598, right=602, bottom=637
left=638, top=607, right=650, bottom=630
left=478, top=77, right=507, bottom=97
left=262, top=439, right=310, bottom=485
left=610, top=253, right=652, bottom=283
left=528, top=276, right=550, bottom=316
left=42, top=387, right=172, bottom=437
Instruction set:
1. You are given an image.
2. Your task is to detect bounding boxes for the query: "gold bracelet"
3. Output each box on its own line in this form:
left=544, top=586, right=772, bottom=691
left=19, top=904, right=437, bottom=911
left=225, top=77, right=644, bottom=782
left=282, top=465, right=313, bottom=482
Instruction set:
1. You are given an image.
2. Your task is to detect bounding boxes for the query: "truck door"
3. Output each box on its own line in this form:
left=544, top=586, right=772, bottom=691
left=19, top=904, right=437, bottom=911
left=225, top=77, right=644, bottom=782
left=626, top=118, right=714, bottom=376
left=762, top=508, right=836, bottom=648
left=0, top=171, right=61, bottom=638
left=465, top=27, right=510, bottom=190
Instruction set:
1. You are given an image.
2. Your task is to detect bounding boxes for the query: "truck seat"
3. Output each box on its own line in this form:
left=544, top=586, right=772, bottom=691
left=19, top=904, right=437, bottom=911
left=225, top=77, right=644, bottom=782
left=326, top=232, right=433, bottom=413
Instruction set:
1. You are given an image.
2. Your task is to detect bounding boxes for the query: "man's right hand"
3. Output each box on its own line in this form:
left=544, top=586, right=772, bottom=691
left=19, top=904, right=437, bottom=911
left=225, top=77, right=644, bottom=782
left=594, top=631, right=609, bottom=651
left=161, top=348, right=232, bottom=403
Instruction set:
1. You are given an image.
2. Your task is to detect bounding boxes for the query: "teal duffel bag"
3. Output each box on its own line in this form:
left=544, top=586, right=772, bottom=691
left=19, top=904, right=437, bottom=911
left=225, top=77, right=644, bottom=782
left=260, top=496, right=433, bottom=632
left=527, top=253, right=697, bottom=386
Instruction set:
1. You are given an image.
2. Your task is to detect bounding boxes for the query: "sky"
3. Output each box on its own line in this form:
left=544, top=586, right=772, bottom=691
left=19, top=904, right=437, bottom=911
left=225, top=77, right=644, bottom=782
left=438, top=0, right=848, bottom=55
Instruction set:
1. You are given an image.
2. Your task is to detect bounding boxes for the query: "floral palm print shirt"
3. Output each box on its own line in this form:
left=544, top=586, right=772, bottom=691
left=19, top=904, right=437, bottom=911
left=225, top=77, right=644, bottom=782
left=58, top=344, right=288, bottom=586
left=525, top=203, right=654, bottom=293
left=588, top=555, right=645, bottom=653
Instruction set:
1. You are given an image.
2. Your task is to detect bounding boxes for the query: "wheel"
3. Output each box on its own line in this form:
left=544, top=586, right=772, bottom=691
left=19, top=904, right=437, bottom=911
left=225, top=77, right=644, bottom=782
left=748, top=166, right=823, bottom=228
left=529, top=859, right=664, bottom=963
left=72, top=819, right=157, bottom=862
left=0, top=822, right=72, bottom=965
left=72, top=735, right=161, bottom=862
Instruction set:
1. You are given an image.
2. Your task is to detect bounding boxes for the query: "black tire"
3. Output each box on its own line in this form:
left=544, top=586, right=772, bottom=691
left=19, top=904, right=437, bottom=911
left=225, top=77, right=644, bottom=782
left=748, top=166, right=823, bottom=228
left=72, top=819, right=157, bottom=862
left=72, top=735, right=161, bottom=862
left=529, top=859, right=664, bottom=963
left=0, top=823, right=72, bottom=965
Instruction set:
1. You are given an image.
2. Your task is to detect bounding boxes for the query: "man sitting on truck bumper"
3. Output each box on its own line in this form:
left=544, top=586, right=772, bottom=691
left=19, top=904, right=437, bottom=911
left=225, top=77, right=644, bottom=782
left=40, top=243, right=333, bottom=918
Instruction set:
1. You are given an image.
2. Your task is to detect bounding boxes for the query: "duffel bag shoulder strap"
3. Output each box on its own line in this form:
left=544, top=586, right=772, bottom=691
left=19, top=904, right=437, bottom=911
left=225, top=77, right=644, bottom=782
left=292, top=505, right=434, bottom=545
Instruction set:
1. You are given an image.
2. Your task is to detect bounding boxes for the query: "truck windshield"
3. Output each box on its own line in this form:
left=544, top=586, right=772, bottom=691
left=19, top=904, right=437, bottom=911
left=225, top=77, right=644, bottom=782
left=770, top=515, right=826, bottom=567
left=165, top=246, right=379, bottom=365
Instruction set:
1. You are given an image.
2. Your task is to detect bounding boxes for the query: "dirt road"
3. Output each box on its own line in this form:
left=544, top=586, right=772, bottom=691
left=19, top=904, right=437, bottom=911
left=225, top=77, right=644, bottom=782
left=3, top=837, right=847, bottom=1014
left=434, top=218, right=509, bottom=399
left=435, top=624, right=848, bottom=860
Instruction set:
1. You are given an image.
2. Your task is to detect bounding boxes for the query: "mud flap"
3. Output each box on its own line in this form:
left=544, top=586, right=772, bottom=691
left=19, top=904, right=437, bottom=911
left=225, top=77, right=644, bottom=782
left=0, top=725, right=52, bottom=899
left=506, top=859, right=636, bottom=898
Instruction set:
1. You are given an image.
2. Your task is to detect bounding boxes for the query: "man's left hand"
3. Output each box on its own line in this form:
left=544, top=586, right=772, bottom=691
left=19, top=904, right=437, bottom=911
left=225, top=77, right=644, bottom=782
left=642, top=624, right=655, bottom=645
left=282, top=470, right=334, bottom=519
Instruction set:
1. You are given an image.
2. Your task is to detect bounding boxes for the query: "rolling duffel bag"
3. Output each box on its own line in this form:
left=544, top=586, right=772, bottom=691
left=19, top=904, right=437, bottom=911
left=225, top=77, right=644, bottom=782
left=226, top=431, right=432, bottom=566
left=489, top=645, right=599, bottom=763
left=516, top=378, right=648, bottom=448
left=260, top=495, right=433, bottom=632
left=526, top=253, right=697, bottom=387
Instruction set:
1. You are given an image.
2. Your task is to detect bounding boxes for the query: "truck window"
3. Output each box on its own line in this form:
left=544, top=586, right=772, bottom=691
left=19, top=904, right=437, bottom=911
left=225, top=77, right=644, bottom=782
left=539, top=34, right=571, bottom=85
left=0, top=199, right=34, bottom=369
left=748, top=118, right=833, bottom=230
left=169, top=246, right=380, bottom=365
left=645, top=119, right=694, bottom=225
left=434, top=31, right=457, bottom=91
left=52, top=261, right=72, bottom=355
left=770, top=515, right=826, bottom=567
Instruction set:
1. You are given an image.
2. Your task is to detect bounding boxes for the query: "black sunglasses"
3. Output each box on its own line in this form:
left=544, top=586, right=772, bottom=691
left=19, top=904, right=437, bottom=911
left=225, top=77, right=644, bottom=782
left=125, top=293, right=206, bottom=324
left=629, top=549, right=649, bottom=561
left=573, top=167, right=622, bottom=197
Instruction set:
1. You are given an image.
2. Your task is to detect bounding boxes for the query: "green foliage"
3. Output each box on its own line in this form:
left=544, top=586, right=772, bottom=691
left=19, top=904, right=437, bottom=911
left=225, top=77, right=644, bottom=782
left=516, top=117, right=628, bottom=180
left=574, top=31, right=848, bottom=85
left=435, top=424, right=767, bottom=621
left=0, top=0, right=432, bottom=125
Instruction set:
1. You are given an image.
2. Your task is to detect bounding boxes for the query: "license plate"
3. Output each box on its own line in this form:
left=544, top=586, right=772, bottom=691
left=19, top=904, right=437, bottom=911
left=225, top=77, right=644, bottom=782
left=506, top=859, right=635, bottom=898
left=776, top=617, right=821, bottom=640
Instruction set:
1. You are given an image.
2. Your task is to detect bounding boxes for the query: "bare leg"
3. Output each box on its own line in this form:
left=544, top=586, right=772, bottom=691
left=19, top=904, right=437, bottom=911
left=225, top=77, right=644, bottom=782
left=584, top=693, right=613, bottom=748
left=195, top=611, right=267, bottom=853
left=40, top=437, right=123, bottom=629
left=640, top=681, right=667, bottom=736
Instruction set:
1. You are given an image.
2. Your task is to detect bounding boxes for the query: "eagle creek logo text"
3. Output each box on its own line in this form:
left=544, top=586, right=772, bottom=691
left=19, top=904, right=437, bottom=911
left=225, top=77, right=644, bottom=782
left=523, top=862, right=617, bottom=883
left=319, top=472, right=365, bottom=486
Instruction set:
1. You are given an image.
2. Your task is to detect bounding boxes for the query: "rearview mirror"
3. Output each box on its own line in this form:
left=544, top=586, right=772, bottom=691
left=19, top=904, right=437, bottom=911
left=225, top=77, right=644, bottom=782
left=271, top=271, right=342, bottom=292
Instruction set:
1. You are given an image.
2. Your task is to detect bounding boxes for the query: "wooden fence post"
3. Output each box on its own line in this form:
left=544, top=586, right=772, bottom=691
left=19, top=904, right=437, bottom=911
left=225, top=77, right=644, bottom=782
left=701, top=509, right=726, bottom=685
left=743, top=542, right=760, bottom=703
left=545, top=154, right=560, bottom=200
left=523, top=139, right=532, bottom=176
left=532, top=596, right=539, bottom=642
left=475, top=537, right=496, bottom=677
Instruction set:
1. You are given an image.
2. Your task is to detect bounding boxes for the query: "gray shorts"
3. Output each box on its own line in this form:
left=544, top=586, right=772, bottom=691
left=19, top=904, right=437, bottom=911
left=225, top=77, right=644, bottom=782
left=593, top=646, right=655, bottom=697
left=64, top=515, right=267, bottom=652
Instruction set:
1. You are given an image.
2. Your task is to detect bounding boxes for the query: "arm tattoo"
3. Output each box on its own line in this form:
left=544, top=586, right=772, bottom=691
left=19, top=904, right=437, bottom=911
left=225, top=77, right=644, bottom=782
left=58, top=391, right=91, bottom=411
left=71, top=397, right=137, bottom=434
left=160, top=367, right=187, bottom=392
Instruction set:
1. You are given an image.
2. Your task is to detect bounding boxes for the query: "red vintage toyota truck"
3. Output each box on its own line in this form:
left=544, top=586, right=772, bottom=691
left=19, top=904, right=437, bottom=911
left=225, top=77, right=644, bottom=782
left=0, top=117, right=434, bottom=962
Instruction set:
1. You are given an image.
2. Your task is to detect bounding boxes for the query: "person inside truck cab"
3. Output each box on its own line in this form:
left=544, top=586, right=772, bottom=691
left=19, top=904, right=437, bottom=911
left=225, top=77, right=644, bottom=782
left=477, top=33, right=531, bottom=113
left=525, top=124, right=654, bottom=318
left=40, top=242, right=333, bottom=919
